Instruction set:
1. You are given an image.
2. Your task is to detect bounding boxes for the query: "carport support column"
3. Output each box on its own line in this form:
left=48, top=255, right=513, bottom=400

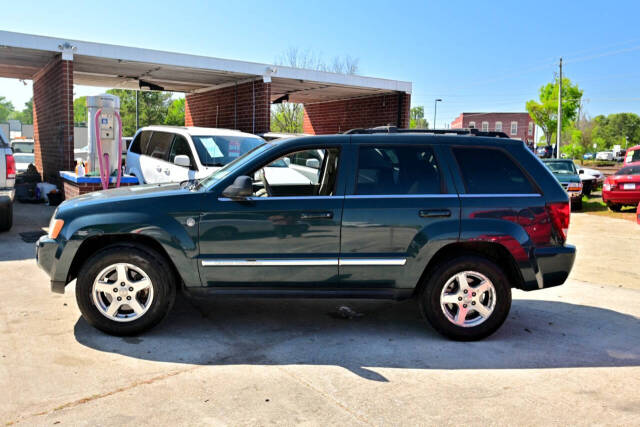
left=185, top=79, right=271, bottom=134
left=32, top=54, right=74, bottom=183
left=303, top=92, right=411, bottom=135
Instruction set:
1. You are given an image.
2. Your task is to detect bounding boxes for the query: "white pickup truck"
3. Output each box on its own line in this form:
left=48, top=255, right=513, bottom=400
left=0, top=128, right=15, bottom=231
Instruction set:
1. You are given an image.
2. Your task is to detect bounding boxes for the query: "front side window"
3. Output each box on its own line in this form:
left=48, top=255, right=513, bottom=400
left=168, top=135, right=196, bottom=169
left=511, top=121, right=518, bottom=135
left=251, top=148, right=340, bottom=197
left=454, top=147, right=536, bottom=194
left=129, top=131, right=152, bottom=154
left=146, top=132, right=174, bottom=160
left=482, top=122, right=489, bottom=132
left=192, top=135, right=263, bottom=167
left=356, top=145, right=442, bottom=195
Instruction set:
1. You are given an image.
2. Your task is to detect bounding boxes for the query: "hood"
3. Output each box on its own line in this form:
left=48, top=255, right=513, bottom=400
left=59, top=182, right=185, bottom=212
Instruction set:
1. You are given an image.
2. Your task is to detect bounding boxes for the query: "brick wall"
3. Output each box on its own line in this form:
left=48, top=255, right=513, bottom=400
left=63, top=181, right=137, bottom=200
left=32, top=55, right=74, bottom=183
left=451, top=112, right=535, bottom=142
left=185, top=80, right=271, bottom=134
left=303, top=92, right=411, bottom=135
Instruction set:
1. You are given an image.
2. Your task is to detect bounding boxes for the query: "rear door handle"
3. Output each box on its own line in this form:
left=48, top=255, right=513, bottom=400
left=301, top=211, right=333, bottom=219
left=419, top=209, right=451, bottom=218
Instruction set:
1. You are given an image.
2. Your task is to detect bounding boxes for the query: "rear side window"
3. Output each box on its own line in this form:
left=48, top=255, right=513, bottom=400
left=129, top=131, right=152, bottom=154
left=453, top=147, right=536, bottom=194
left=356, top=145, right=442, bottom=195
left=146, top=132, right=174, bottom=160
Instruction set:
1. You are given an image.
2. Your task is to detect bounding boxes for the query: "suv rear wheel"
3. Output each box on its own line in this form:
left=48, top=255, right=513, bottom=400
left=419, top=256, right=512, bottom=341
left=76, top=244, right=176, bottom=336
left=0, top=201, right=12, bottom=232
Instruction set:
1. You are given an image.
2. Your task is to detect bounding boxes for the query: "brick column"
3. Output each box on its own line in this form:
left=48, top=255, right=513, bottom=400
left=303, top=92, right=411, bottom=135
left=32, top=55, right=74, bottom=183
left=185, top=80, right=271, bottom=134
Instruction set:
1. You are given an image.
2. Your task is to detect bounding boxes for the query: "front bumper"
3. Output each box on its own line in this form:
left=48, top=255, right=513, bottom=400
left=530, top=245, right=576, bottom=290
left=35, top=235, right=67, bottom=294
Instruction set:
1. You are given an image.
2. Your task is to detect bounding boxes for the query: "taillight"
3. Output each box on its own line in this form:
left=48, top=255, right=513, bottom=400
left=547, top=202, right=571, bottom=242
left=5, top=154, right=15, bottom=179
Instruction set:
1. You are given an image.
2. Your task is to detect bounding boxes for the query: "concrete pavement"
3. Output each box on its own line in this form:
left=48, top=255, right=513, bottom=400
left=0, top=203, right=639, bottom=425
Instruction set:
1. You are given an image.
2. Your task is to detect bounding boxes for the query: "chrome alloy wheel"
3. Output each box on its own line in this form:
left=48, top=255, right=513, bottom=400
left=91, top=263, right=154, bottom=322
left=440, top=271, right=496, bottom=328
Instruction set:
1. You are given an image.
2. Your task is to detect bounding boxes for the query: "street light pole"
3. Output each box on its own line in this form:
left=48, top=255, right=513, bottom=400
left=556, top=58, right=562, bottom=159
left=433, top=98, right=442, bottom=129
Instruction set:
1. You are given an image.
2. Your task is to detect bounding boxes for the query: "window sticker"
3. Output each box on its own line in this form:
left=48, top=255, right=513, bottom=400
left=228, top=141, right=241, bottom=158
left=200, top=137, right=223, bottom=158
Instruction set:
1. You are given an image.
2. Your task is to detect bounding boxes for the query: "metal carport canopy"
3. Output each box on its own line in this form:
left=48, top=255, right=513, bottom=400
left=0, top=30, right=412, bottom=103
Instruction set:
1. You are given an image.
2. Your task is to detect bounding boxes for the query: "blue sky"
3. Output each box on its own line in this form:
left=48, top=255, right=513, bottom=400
left=1, top=0, right=640, bottom=127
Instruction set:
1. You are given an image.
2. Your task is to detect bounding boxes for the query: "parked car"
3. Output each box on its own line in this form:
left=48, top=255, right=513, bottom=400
left=637, top=202, right=640, bottom=225
left=583, top=152, right=594, bottom=160
left=542, top=159, right=583, bottom=210
left=577, top=166, right=604, bottom=196
left=12, top=152, right=34, bottom=173
left=614, top=149, right=626, bottom=162
left=536, top=145, right=554, bottom=158
left=36, top=130, right=576, bottom=341
left=596, top=151, right=614, bottom=161
left=602, top=164, right=640, bottom=211
left=625, top=145, right=640, bottom=166
left=0, top=129, right=15, bottom=231
left=125, top=126, right=312, bottom=187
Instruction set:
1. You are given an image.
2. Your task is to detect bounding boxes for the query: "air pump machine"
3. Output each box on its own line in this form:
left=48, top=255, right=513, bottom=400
left=87, top=94, right=123, bottom=190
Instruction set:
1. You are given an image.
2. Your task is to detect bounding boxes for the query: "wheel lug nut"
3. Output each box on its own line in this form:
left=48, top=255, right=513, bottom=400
left=463, top=304, right=467, bottom=308
left=120, top=282, right=125, bottom=287
left=472, top=301, right=476, bottom=305
left=113, top=288, right=118, bottom=293
left=117, top=296, right=122, bottom=301
left=458, top=297, right=462, bottom=301
left=126, top=296, right=131, bottom=300
left=129, top=287, right=133, bottom=292
left=472, top=292, right=476, bottom=296
left=463, top=290, right=468, bottom=294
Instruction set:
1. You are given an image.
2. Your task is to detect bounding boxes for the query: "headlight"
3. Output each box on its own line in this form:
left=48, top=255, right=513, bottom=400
left=48, top=217, right=64, bottom=239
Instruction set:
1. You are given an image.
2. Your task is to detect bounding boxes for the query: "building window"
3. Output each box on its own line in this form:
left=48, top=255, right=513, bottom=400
left=495, top=121, right=502, bottom=132
left=469, top=121, right=476, bottom=129
left=528, top=122, right=534, bottom=136
left=510, top=121, right=518, bottom=135
left=481, top=121, right=489, bottom=132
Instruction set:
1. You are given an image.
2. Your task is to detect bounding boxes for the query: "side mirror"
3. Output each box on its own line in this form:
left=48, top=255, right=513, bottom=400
left=283, top=157, right=291, bottom=166
left=222, top=175, right=253, bottom=199
left=579, top=169, right=584, bottom=174
left=306, top=158, right=320, bottom=169
left=174, top=155, right=191, bottom=167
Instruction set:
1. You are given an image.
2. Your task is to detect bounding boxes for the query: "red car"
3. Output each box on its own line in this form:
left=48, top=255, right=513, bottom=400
left=624, top=145, right=640, bottom=166
left=603, top=165, right=640, bottom=211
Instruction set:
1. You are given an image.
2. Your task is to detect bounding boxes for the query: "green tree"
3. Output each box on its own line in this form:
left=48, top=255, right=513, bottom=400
left=106, top=89, right=172, bottom=136
left=73, top=96, right=88, bottom=125
left=592, top=113, right=640, bottom=149
left=164, top=98, right=185, bottom=126
left=526, top=77, right=583, bottom=145
left=271, top=103, right=304, bottom=133
left=409, top=106, right=428, bottom=129
left=8, top=98, right=33, bottom=124
left=0, top=96, right=15, bottom=122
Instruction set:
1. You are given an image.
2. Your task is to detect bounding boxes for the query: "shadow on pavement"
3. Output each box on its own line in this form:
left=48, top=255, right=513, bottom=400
left=74, top=295, right=640, bottom=381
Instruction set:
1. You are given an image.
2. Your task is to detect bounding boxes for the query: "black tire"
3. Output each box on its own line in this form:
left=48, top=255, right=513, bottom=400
left=418, top=256, right=512, bottom=341
left=582, top=182, right=592, bottom=197
left=572, top=198, right=583, bottom=211
left=0, top=201, right=13, bottom=232
left=76, top=244, right=176, bottom=336
left=608, top=203, right=622, bottom=212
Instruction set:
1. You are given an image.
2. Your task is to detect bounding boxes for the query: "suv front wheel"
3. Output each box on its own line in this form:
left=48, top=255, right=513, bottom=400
left=76, top=244, right=176, bottom=336
left=419, top=256, right=512, bottom=341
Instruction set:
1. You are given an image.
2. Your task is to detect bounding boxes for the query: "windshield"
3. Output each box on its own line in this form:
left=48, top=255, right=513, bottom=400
left=11, top=142, right=34, bottom=153
left=544, top=161, right=577, bottom=174
left=616, top=166, right=640, bottom=176
left=14, top=153, right=34, bottom=163
left=191, top=135, right=264, bottom=167
left=195, top=142, right=272, bottom=191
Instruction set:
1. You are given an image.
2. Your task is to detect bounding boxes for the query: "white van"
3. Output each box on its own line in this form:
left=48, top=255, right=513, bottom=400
left=126, top=126, right=312, bottom=186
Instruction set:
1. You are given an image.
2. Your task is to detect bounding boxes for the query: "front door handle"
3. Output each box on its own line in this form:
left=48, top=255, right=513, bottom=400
left=419, top=209, right=451, bottom=218
left=300, top=211, right=333, bottom=220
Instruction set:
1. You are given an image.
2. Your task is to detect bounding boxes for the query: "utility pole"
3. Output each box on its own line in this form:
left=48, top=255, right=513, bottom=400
left=135, top=91, right=139, bottom=130
left=433, top=98, right=442, bottom=129
left=556, top=58, right=562, bottom=158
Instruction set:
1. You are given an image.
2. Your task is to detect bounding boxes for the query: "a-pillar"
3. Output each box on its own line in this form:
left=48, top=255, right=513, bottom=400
left=32, top=54, right=74, bottom=183
left=185, top=80, right=271, bottom=134
left=303, top=92, right=411, bottom=135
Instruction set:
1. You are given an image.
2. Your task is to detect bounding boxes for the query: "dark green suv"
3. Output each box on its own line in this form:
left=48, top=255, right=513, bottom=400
left=36, top=129, right=576, bottom=340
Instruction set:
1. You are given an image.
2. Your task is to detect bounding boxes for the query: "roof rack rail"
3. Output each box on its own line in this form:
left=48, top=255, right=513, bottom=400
left=344, top=126, right=510, bottom=138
